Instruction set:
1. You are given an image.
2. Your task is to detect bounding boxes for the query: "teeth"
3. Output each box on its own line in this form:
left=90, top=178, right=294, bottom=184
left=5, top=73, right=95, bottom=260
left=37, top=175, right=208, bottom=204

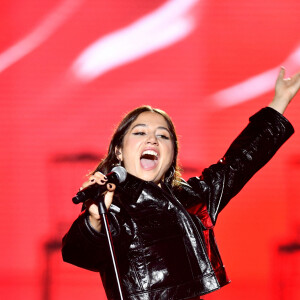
left=141, top=150, right=158, bottom=157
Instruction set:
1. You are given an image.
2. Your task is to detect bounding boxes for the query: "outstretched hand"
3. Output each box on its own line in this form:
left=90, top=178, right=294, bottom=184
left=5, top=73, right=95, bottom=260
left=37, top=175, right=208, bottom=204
left=269, top=67, right=300, bottom=114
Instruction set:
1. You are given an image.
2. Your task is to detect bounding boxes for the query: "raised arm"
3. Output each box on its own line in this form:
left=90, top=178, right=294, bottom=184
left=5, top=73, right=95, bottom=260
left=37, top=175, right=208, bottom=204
left=187, top=68, right=298, bottom=224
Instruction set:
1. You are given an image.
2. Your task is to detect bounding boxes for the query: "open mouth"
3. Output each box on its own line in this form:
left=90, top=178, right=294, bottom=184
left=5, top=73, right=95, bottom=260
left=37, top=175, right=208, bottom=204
left=140, top=150, right=158, bottom=170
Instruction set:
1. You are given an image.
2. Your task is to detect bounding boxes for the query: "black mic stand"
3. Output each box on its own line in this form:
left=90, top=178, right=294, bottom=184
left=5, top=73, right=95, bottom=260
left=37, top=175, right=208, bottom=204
left=97, top=197, right=124, bottom=300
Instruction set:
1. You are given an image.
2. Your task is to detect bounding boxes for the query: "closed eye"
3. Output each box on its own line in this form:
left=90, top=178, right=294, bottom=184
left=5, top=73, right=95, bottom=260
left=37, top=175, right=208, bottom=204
left=132, top=132, right=146, bottom=136
left=157, top=134, right=169, bottom=140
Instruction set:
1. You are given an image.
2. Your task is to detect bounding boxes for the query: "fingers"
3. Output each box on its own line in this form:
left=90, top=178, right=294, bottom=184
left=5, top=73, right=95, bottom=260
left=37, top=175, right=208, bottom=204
left=276, top=66, right=286, bottom=83
left=273, top=67, right=300, bottom=113
left=278, top=66, right=300, bottom=84
left=283, top=68, right=300, bottom=91
left=279, top=66, right=286, bottom=78
left=291, top=71, right=300, bottom=84
left=80, top=171, right=108, bottom=190
left=85, top=184, right=116, bottom=216
left=106, top=183, right=116, bottom=192
left=79, top=173, right=115, bottom=209
left=104, top=184, right=116, bottom=208
left=90, top=171, right=108, bottom=184
left=79, top=172, right=116, bottom=212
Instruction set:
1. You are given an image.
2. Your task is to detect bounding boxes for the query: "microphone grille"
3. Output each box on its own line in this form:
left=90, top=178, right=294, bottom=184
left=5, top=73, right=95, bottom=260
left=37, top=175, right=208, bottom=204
left=111, top=166, right=127, bottom=183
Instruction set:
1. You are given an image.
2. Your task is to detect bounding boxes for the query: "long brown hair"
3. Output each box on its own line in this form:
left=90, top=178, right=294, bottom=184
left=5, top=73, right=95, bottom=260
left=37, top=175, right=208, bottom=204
left=94, top=106, right=181, bottom=186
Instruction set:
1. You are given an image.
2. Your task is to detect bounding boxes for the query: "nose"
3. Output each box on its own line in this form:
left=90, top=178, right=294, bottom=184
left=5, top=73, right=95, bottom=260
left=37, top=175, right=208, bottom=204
left=146, top=133, right=158, bottom=145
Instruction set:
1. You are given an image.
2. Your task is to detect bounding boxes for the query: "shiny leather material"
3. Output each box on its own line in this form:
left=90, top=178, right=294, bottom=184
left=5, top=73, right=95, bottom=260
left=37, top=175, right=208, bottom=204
left=62, top=107, right=294, bottom=300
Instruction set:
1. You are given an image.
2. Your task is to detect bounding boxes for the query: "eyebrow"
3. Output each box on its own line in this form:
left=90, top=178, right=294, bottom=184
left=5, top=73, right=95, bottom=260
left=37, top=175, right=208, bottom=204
left=131, top=123, right=170, bottom=132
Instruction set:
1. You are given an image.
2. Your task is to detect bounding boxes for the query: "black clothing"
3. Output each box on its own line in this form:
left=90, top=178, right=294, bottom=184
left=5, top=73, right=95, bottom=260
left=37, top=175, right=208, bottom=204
left=62, top=107, right=294, bottom=300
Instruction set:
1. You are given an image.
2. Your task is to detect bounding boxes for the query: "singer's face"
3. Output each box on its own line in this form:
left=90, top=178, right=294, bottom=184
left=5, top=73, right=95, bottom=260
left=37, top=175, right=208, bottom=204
left=117, top=112, right=174, bottom=184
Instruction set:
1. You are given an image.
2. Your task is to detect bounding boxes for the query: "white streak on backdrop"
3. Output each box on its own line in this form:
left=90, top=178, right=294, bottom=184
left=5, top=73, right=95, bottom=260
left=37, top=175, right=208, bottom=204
left=211, top=45, right=300, bottom=107
left=71, top=0, right=200, bottom=81
left=0, top=0, right=84, bottom=73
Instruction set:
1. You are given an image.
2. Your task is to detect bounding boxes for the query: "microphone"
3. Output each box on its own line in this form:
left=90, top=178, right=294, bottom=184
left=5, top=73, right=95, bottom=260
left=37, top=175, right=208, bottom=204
left=72, top=166, right=127, bottom=204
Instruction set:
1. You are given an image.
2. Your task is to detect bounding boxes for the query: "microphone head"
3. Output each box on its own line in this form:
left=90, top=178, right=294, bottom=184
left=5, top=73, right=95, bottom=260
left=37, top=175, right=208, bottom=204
left=111, top=166, right=127, bottom=183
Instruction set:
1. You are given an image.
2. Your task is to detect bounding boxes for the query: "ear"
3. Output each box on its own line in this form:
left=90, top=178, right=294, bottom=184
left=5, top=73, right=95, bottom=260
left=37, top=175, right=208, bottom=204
left=115, top=147, right=123, bottom=161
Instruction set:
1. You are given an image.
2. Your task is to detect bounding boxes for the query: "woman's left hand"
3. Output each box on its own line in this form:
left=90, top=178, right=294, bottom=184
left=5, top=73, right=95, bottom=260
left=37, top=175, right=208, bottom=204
left=269, top=67, right=300, bottom=114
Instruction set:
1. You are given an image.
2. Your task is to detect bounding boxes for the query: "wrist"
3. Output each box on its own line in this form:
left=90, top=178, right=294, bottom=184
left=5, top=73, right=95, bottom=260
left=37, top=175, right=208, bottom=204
left=268, top=96, right=289, bottom=114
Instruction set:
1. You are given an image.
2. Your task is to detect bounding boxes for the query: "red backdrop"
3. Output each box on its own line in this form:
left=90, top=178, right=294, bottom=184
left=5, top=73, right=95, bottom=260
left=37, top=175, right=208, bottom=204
left=1, top=0, right=300, bottom=299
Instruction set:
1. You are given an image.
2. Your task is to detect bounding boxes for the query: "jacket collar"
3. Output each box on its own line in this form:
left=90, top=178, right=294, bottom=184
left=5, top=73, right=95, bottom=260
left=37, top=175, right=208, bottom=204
left=116, top=172, right=175, bottom=204
left=117, top=172, right=145, bottom=199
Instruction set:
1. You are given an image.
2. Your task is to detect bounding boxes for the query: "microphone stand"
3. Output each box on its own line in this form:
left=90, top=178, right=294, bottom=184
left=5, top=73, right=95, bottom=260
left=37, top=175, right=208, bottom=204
left=97, top=197, right=124, bottom=300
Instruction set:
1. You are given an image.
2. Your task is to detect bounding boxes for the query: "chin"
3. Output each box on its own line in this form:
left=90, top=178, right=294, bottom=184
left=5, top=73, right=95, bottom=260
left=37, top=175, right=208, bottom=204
left=142, top=176, right=157, bottom=182
left=140, top=173, right=161, bottom=183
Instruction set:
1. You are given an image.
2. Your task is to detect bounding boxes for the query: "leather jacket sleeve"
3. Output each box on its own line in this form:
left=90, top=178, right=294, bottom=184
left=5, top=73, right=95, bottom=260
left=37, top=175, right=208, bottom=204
left=187, top=107, right=294, bottom=224
left=62, top=204, right=122, bottom=271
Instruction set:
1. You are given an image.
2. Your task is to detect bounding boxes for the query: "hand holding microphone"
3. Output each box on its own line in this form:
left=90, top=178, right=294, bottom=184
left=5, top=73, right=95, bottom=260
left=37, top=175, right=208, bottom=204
left=72, top=166, right=127, bottom=231
left=73, top=166, right=127, bottom=204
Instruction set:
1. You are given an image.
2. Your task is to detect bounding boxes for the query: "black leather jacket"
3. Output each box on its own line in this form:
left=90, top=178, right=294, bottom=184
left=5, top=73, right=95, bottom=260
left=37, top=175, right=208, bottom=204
left=62, top=108, right=294, bottom=300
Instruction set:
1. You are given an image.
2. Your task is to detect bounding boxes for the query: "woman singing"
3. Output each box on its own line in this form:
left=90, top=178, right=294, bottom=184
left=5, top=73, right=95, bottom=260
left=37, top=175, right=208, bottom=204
left=62, top=67, right=300, bottom=299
